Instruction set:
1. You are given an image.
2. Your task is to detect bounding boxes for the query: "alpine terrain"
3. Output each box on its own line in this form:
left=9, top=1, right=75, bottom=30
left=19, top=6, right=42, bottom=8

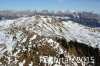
left=0, top=15, right=100, bottom=66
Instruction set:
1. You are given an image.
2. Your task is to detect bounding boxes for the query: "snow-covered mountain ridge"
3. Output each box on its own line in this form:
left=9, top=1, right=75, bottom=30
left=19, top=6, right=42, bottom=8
left=0, top=15, right=100, bottom=66
left=1, top=16, right=100, bottom=48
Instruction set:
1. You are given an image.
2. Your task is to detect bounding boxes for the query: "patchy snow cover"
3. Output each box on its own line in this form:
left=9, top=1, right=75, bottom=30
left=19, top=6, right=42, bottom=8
left=63, top=21, right=100, bottom=49
left=0, top=15, right=100, bottom=54
left=18, top=60, right=26, bottom=66
left=37, top=16, right=100, bottom=49
left=28, top=61, right=33, bottom=66
left=21, top=37, right=27, bottom=43
left=0, top=15, right=100, bottom=65
left=0, top=31, right=23, bottom=53
left=30, top=35, right=37, bottom=40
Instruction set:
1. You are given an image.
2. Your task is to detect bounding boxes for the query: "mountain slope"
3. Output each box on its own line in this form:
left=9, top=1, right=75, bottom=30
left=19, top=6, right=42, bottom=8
left=0, top=16, right=100, bottom=66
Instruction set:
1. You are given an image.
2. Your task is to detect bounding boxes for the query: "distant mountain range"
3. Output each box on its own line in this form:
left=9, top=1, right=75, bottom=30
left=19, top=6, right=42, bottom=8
left=0, top=10, right=100, bottom=28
